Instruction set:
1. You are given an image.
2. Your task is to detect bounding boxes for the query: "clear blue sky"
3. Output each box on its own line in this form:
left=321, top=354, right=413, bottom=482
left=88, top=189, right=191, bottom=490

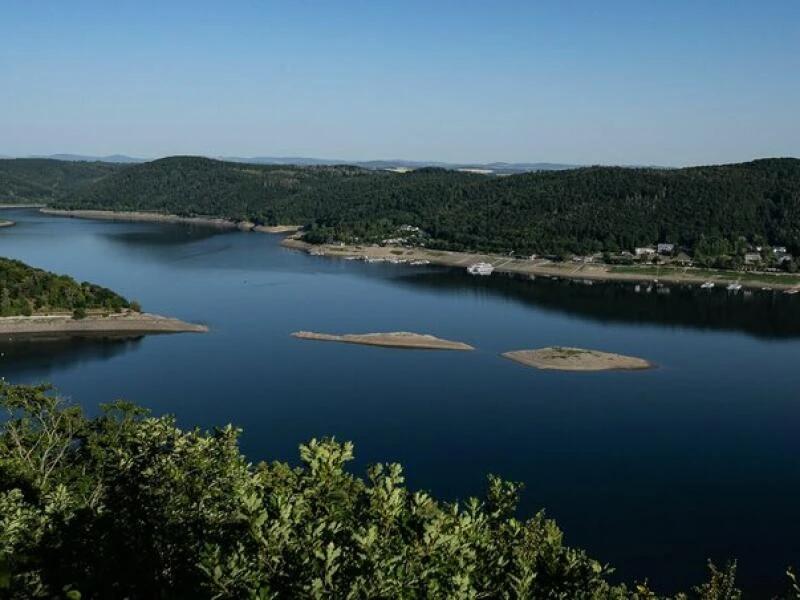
left=1, top=0, right=798, bottom=166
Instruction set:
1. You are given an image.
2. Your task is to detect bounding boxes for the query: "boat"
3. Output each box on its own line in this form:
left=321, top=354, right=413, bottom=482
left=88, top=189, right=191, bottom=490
left=409, top=259, right=430, bottom=266
left=784, top=289, right=799, bottom=295
left=466, top=262, right=494, bottom=276
left=700, top=282, right=715, bottom=289
left=726, top=282, right=742, bottom=291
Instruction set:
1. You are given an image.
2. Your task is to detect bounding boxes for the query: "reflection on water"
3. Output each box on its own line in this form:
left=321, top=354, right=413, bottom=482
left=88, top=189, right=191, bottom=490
left=0, top=336, right=143, bottom=380
left=392, top=269, right=800, bottom=339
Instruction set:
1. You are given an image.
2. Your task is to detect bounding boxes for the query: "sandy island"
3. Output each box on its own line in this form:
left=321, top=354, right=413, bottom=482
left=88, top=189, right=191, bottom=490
left=0, top=311, right=208, bottom=340
left=502, top=347, right=652, bottom=371
left=0, top=220, right=14, bottom=228
left=40, top=208, right=299, bottom=234
left=281, top=237, right=800, bottom=292
left=292, top=331, right=474, bottom=351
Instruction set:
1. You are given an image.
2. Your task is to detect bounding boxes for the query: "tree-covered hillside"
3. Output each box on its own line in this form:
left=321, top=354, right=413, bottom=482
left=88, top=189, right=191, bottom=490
left=2, top=381, right=797, bottom=599
left=0, top=159, right=121, bottom=204
left=26, top=155, right=800, bottom=256
left=52, top=156, right=376, bottom=222
left=0, top=257, right=135, bottom=316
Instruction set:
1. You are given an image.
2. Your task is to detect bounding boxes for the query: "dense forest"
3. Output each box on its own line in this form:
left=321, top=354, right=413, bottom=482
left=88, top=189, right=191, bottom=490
left=5, top=156, right=800, bottom=257
left=2, top=381, right=798, bottom=599
left=0, top=258, right=135, bottom=317
left=0, top=159, right=121, bottom=204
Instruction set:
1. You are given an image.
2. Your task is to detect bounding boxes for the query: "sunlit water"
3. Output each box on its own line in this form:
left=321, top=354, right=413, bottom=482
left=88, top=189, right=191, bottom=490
left=0, top=209, right=798, bottom=595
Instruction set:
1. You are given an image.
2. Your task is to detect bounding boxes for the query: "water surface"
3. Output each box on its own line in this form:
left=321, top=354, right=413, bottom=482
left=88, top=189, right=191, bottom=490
left=0, top=209, right=798, bottom=595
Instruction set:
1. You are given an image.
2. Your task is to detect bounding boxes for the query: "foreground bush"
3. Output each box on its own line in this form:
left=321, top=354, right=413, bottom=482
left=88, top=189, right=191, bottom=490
left=0, top=382, right=796, bottom=599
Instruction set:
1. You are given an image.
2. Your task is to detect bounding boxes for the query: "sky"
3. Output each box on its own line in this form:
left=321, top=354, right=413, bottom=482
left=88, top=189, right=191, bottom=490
left=1, top=0, right=798, bottom=166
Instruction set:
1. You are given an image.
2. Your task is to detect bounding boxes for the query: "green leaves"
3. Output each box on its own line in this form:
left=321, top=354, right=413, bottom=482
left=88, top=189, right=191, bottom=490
left=2, top=382, right=798, bottom=598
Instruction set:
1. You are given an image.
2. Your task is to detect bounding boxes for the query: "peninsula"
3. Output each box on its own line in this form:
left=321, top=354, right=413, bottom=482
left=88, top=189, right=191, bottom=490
left=292, top=331, right=474, bottom=351
left=502, top=347, right=653, bottom=371
left=0, top=257, right=206, bottom=339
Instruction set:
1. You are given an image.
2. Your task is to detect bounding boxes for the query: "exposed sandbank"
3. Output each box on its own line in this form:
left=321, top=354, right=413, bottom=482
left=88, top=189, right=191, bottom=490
left=292, top=331, right=474, bottom=351
left=281, top=238, right=800, bottom=291
left=0, top=311, right=208, bottom=340
left=502, top=347, right=652, bottom=371
left=0, top=220, right=14, bottom=228
left=39, top=209, right=299, bottom=234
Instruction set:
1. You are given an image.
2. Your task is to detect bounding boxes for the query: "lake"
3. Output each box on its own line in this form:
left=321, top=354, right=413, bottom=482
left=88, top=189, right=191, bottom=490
left=1, top=208, right=798, bottom=595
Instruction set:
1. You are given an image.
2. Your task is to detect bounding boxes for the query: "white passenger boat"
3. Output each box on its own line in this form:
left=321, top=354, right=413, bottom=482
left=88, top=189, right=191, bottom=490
left=467, top=262, right=494, bottom=276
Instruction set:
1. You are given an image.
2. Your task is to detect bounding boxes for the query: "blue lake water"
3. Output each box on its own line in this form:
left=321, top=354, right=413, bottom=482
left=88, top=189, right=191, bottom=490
left=1, top=208, right=798, bottom=595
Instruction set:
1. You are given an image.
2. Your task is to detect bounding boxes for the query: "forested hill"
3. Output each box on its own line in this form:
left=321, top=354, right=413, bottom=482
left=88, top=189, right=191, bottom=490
left=0, top=159, right=121, bottom=204
left=30, top=155, right=800, bottom=255
left=0, top=257, right=135, bottom=316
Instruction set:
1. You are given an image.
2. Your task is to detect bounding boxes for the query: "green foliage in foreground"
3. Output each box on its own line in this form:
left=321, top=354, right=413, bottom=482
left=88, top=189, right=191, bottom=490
left=0, top=257, right=136, bottom=317
left=0, top=382, right=797, bottom=599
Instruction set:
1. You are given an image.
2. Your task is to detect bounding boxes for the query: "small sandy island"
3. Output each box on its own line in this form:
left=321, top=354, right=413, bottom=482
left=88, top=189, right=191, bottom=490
left=292, top=331, right=474, bottom=351
left=502, top=347, right=652, bottom=371
left=0, top=312, right=208, bottom=340
left=0, top=220, right=14, bottom=228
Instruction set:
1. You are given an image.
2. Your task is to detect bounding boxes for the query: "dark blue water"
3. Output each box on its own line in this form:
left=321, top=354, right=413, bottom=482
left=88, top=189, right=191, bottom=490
left=1, top=209, right=798, bottom=595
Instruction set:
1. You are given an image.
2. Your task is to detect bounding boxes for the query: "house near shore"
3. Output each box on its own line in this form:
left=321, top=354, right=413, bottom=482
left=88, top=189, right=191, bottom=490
left=744, top=252, right=762, bottom=265
left=774, top=246, right=788, bottom=254
left=775, top=252, right=793, bottom=265
left=657, top=243, right=675, bottom=255
left=635, top=247, right=656, bottom=257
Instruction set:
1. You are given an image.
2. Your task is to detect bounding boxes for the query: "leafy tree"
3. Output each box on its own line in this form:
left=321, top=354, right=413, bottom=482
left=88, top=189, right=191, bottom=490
left=1, top=382, right=798, bottom=599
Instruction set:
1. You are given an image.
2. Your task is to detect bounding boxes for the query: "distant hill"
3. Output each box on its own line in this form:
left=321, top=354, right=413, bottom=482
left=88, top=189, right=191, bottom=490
left=42, top=155, right=800, bottom=258
left=0, top=158, right=122, bottom=203
left=223, top=156, right=578, bottom=173
left=28, top=154, right=145, bottom=163
left=8, top=153, right=577, bottom=172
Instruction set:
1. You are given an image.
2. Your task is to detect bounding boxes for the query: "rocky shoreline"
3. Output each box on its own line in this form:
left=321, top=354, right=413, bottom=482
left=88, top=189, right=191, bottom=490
left=0, top=312, right=208, bottom=340
left=39, top=208, right=299, bottom=234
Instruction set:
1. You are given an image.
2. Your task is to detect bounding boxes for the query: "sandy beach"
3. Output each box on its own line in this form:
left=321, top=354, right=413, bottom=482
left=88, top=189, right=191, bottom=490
left=40, top=208, right=299, bottom=234
left=292, top=331, right=474, bottom=351
left=281, top=237, right=800, bottom=291
left=502, top=347, right=653, bottom=371
left=0, top=311, right=208, bottom=339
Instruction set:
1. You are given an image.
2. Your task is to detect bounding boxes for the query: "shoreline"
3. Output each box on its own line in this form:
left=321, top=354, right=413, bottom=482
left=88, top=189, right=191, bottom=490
left=280, top=238, right=800, bottom=291
left=0, top=311, right=208, bottom=339
left=0, top=203, right=46, bottom=209
left=39, top=208, right=300, bottom=234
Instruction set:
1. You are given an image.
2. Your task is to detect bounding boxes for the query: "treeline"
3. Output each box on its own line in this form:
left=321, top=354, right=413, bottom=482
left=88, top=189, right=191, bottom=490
left=2, top=381, right=798, bottom=599
left=0, top=257, right=135, bottom=317
left=0, top=159, right=121, bottom=204
left=10, top=155, right=800, bottom=257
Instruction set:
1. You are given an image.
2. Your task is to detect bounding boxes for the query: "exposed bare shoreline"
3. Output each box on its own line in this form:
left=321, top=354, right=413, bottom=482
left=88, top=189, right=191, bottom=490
left=39, top=208, right=300, bottom=234
left=281, top=238, right=800, bottom=291
left=34, top=209, right=800, bottom=290
left=0, top=312, right=208, bottom=340
left=292, top=331, right=474, bottom=351
left=502, top=347, right=653, bottom=372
